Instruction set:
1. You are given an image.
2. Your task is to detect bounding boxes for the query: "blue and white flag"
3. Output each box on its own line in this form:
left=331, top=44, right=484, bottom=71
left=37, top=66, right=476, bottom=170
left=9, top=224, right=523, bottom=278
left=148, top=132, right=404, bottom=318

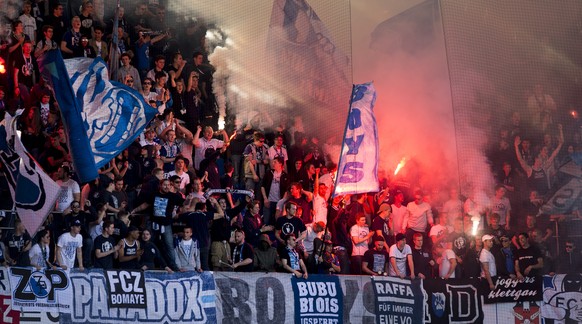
left=39, top=50, right=157, bottom=183
left=0, top=112, right=60, bottom=234
left=334, top=82, right=379, bottom=196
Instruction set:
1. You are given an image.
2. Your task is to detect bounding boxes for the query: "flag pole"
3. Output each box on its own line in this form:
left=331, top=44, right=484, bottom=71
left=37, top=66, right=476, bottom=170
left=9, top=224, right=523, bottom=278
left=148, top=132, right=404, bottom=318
left=317, top=84, right=357, bottom=263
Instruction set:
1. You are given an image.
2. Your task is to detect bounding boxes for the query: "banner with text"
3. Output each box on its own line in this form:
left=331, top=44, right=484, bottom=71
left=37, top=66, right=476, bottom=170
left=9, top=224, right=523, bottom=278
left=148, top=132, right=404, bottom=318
left=291, top=275, right=343, bottom=323
left=64, top=269, right=216, bottom=323
left=103, top=270, right=147, bottom=309
left=482, top=276, right=542, bottom=304
left=422, top=278, right=484, bottom=324
left=9, top=267, right=72, bottom=314
left=371, top=276, right=426, bottom=324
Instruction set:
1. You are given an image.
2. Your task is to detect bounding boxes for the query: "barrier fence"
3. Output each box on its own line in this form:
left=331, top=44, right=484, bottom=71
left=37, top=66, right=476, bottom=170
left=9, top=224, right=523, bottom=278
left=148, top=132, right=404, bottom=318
left=0, top=266, right=579, bottom=323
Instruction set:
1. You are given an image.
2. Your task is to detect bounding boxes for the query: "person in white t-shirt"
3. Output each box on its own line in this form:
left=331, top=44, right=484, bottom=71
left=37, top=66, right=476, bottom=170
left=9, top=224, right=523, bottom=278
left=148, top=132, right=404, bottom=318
left=56, top=220, right=84, bottom=271
left=442, top=188, right=464, bottom=226
left=429, top=214, right=452, bottom=250
left=350, top=214, right=374, bottom=274
left=438, top=235, right=457, bottom=279
left=389, top=233, right=415, bottom=279
left=311, top=168, right=328, bottom=225
left=29, top=229, right=56, bottom=270
left=55, top=165, right=81, bottom=213
left=480, top=234, right=497, bottom=289
left=391, top=190, right=408, bottom=236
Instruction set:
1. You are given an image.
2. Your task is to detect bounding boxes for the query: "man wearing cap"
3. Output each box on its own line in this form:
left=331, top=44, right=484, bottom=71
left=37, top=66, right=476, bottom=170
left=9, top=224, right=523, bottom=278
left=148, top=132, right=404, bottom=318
left=318, top=239, right=341, bottom=274
left=372, top=203, right=393, bottom=246
left=362, top=236, right=390, bottom=276
left=389, top=233, right=414, bottom=279
left=480, top=234, right=497, bottom=290
left=56, top=219, right=84, bottom=271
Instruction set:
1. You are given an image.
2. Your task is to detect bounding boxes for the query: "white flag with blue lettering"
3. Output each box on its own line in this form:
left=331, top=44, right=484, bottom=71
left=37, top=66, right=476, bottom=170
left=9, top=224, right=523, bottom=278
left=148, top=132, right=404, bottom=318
left=334, top=82, right=379, bottom=196
left=3, top=112, right=60, bottom=234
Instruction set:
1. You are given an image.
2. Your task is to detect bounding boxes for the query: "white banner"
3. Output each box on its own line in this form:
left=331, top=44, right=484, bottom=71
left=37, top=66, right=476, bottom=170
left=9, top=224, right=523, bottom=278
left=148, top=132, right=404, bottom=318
left=9, top=267, right=72, bottom=314
left=334, top=82, right=379, bottom=196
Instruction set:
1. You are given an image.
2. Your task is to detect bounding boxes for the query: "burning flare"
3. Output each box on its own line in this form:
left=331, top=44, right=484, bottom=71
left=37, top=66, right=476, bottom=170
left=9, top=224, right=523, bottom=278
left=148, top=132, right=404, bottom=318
left=394, top=157, right=407, bottom=175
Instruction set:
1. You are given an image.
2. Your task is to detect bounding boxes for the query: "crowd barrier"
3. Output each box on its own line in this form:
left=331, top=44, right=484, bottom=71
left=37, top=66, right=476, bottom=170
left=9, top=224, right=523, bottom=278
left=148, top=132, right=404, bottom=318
left=0, top=266, right=579, bottom=323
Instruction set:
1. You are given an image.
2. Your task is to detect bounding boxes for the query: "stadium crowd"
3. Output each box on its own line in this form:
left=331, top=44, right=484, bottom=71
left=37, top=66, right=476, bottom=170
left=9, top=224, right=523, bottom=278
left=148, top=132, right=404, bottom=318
left=0, top=1, right=581, bottom=280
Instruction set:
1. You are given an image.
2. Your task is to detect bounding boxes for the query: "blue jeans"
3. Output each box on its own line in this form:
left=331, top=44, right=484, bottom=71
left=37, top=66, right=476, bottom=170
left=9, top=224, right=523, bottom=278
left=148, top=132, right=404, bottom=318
left=156, top=224, right=178, bottom=270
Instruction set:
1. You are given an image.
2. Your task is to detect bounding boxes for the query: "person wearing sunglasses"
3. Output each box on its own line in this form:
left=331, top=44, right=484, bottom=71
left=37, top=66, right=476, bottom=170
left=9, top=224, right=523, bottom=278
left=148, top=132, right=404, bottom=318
left=552, top=240, right=582, bottom=275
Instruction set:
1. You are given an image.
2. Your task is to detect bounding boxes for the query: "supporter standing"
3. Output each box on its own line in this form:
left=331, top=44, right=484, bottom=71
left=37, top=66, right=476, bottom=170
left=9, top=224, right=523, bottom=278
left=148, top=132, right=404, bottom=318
left=60, top=16, right=83, bottom=58
left=93, top=221, right=119, bottom=269
left=480, top=234, right=497, bottom=290
left=514, top=232, right=544, bottom=279
left=193, top=125, right=228, bottom=172
left=362, top=235, right=390, bottom=276
left=438, top=235, right=456, bottom=279
left=371, top=203, right=393, bottom=246
left=4, top=220, right=32, bottom=267
left=411, top=233, right=435, bottom=279
left=279, top=234, right=308, bottom=279
left=117, top=226, right=142, bottom=269
left=56, top=219, right=84, bottom=271
left=243, top=131, right=269, bottom=196
left=131, top=178, right=184, bottom=271
left=261, top=156, right=289, bottom=226
left=231, top=229, right=254, bottom=272
left=254, top=234, right=279, bottom=272
left=388, top=233, right=414, bottom=279
left=55, top=165, right=81, bottom=213
left=179, top=197, right=224, bottom=271
left=391, top=190, right=408, bottom=238
left=405, top=190, right=433, bottom=244
left=275, top=201, right=307, bottom=245
left=139, top=228, right=173, bottom=273
left=350, top=213, right=373, bottom=275
left=29, top=230, right=56, bottom=270
left=174, top=226, right=201, bottom=272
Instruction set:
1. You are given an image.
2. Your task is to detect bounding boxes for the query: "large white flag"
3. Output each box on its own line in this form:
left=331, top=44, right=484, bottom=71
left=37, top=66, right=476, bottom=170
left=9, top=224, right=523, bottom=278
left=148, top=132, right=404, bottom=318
left=334, top=82, right=379, bottom=196
left=4, top=111, right=60, bottom=234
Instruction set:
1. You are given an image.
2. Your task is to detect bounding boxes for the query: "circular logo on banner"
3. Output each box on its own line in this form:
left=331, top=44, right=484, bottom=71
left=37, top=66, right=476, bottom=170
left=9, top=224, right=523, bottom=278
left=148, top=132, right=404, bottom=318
left=28, top=271, right=52, bottom=298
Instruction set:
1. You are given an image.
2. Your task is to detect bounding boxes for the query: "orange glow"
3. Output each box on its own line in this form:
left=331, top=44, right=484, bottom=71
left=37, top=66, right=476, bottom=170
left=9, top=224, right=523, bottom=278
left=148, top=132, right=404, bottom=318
left=394, top=157, right=406, bottom=175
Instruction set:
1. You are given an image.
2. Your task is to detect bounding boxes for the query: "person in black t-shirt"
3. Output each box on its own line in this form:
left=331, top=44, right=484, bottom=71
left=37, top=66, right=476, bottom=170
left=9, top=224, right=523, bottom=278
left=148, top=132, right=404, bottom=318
left=231, top=229, right=254, bottom=272
left=4, top=220, right=32, bottom=267
left=362, top=235, right=390, bottom=276
left=93, top=221, right=119, bottom=269
left=131, top=178, right=184, bottom=271
left=514, top=232, right=543, bottom=279
left=411, top=233, right=435, bottom=279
